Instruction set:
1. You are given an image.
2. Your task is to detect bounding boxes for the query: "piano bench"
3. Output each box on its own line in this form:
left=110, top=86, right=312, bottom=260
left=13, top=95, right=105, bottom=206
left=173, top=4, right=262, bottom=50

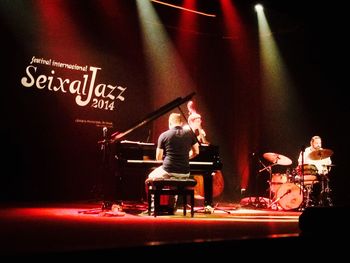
left=145, top=178, right=197, bottom=217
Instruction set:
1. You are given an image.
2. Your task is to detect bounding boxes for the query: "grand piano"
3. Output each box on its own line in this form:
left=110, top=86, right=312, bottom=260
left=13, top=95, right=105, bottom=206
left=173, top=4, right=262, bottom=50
left=111, top=93, right=222, bottom=207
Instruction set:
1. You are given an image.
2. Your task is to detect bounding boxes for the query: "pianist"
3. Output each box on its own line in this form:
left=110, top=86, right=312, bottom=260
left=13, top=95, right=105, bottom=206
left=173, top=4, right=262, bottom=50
left=147, top=112, right=200, bottom=214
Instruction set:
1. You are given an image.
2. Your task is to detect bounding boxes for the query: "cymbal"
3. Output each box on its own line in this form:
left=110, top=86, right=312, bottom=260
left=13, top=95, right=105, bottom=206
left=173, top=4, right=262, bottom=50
left=263, top=152, right=292, bottom=166
left=309, top=148, right=333, bottom=160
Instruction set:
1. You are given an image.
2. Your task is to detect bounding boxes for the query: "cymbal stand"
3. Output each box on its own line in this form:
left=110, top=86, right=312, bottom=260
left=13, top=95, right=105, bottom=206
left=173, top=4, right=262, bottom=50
left=258, top=159, right=276, bottom=209
left=318, top=175, right=333, bottom=207
left=303, top=184, right=313, bottom=208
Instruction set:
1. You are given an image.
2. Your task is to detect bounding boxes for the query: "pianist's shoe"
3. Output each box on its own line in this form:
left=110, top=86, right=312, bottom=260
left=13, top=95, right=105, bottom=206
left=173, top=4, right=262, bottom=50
left=140, top=210, right=152, bottom=216
left=140, top=205, right=176, bottom=216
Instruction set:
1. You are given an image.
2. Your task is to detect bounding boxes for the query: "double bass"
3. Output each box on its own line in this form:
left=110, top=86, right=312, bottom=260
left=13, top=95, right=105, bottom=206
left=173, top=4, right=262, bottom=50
left=187, top=101, right=224, bottom=199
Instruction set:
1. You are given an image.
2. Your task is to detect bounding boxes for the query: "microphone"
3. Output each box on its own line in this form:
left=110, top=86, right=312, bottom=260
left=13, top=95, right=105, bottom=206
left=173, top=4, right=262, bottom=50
left=280, top=189, right=292, bottom=199
left=103, top=127, right=107, bottom=138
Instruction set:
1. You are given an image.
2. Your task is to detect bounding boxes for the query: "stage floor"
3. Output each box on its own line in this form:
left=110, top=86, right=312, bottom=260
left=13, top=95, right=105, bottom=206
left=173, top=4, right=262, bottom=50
left=1, top=200, right=305, bottom=256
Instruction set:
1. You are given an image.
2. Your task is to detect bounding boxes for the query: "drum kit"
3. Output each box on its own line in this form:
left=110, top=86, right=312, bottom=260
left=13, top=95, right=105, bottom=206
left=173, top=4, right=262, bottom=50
left=259, top=149, right=334, bottom=211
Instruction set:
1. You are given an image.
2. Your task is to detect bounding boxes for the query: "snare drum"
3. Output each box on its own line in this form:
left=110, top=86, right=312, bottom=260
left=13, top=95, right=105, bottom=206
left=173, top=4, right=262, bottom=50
left=276, top=183, right=303, bottom=210
left=270, top=173, right=288, bottom=193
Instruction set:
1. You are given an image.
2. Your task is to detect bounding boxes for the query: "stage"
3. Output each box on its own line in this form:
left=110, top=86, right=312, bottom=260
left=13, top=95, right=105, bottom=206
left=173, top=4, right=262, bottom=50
left=0, top=200, right=314, bottom=257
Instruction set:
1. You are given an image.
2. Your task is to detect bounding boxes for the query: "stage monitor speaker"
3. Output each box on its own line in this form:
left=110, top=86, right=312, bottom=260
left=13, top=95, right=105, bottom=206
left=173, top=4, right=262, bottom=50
left=299, top=206, right=349, bottom=237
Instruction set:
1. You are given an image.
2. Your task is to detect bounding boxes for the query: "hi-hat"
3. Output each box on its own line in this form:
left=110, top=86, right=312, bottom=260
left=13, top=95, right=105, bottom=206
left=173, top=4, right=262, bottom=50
left=309, top=148, right=333, bottom=160
left=263, top=152, right=292, bottom=166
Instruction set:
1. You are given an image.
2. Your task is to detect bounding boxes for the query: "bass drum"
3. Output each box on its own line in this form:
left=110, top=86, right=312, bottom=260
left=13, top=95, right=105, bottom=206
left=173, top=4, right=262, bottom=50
left=193, top=171, right=224, bottom=199
left=276, top=183, right=303, bottom=210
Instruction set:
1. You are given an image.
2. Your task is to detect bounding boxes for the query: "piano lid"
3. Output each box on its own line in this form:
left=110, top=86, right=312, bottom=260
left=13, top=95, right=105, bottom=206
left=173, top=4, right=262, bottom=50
left=111, top=92, right=196, bottom=143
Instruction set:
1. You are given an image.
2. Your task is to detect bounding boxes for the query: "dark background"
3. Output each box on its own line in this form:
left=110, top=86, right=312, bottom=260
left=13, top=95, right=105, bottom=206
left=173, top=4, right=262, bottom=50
left=1, top=0, right=348, bottom=205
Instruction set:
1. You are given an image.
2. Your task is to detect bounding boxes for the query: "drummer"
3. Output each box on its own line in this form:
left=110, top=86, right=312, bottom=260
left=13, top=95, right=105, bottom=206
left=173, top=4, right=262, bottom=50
left=297, top=135, right=332, bottom=175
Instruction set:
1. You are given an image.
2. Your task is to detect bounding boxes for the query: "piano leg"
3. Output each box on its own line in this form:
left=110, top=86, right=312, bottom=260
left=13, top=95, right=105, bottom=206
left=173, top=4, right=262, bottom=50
left=203, top=172, right=214, bottom=207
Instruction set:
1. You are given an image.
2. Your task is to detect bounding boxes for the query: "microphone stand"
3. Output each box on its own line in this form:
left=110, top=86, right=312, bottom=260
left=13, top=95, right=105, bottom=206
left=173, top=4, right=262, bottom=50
left=300, top=146, right=307, bottom=210
left=268, top=189, right=291, bottom=209
left=99, top=127, right=113, bottom=210
left=78, top=127, right=125, bottom=216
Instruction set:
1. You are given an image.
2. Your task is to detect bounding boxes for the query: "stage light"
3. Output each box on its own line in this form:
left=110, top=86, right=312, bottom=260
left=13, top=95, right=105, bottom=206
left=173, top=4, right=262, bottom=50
left=255, top=4, right=263, bottom=12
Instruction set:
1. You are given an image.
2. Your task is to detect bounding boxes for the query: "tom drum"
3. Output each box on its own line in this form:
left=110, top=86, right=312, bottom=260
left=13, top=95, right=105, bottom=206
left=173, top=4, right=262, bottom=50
left=296, top=164, right=318, bottom=184
left=270, top=173, right=288, bottom=193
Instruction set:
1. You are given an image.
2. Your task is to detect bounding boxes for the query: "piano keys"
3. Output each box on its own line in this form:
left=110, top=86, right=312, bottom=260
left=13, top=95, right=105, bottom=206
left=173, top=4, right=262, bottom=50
left=127, top=159, right=215, bottom=166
